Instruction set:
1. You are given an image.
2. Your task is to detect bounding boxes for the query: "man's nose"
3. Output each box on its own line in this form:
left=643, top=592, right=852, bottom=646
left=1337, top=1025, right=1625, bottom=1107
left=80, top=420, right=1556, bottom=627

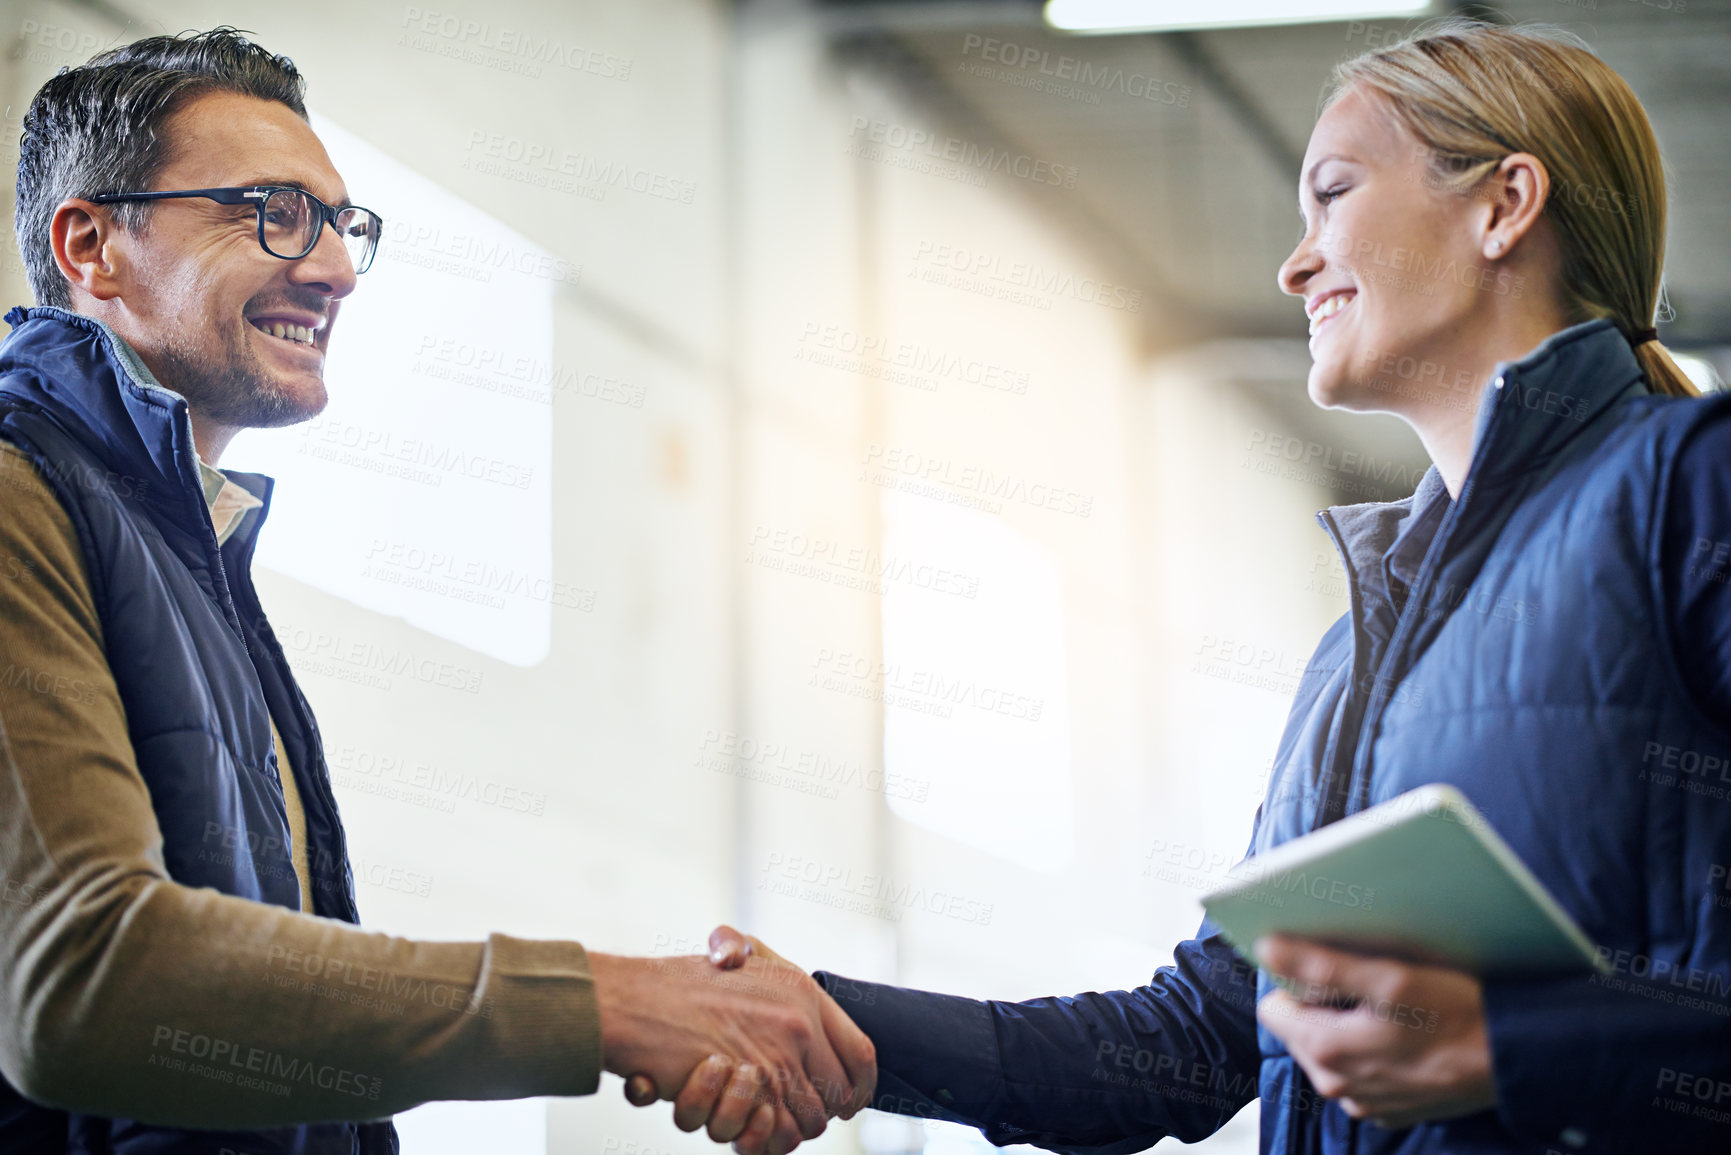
left=289, top=218, right=359, bottom=300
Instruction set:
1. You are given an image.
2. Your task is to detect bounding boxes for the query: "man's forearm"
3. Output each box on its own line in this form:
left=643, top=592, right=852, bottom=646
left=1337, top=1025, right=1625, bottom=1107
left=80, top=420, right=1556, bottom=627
left=0, top=826, right=602, bottom=1125
left=0, top=443, right=602, bottom=1124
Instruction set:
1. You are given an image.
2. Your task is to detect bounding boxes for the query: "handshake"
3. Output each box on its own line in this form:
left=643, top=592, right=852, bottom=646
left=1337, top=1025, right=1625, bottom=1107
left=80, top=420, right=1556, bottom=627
left=591, top=925, right=874, bottom=1155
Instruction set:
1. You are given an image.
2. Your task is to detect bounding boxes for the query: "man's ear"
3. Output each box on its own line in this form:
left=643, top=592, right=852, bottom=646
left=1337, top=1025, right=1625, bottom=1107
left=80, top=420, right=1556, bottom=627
left=50, top=198, right=126, bottom=302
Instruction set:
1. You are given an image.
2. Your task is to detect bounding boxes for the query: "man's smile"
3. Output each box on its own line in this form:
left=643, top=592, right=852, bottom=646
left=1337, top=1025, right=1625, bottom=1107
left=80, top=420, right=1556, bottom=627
left=245, top=311, right=325, bottom=352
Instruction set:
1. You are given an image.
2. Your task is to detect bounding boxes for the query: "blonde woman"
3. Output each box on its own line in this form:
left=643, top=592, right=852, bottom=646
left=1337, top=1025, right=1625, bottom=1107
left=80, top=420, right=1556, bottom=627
left=633, top=20, right=1731, bottom=1155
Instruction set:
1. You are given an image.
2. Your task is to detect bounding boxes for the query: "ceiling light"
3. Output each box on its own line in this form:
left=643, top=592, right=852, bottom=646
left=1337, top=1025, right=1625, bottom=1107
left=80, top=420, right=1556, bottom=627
left=1045, top=0, right=1433, bottom=34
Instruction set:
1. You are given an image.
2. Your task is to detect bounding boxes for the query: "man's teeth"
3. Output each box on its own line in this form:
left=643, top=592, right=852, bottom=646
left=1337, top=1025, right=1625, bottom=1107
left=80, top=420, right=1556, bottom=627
left=1309, top=293, right=1354, bottom=334
left=251, top=319, right=316, bottom=345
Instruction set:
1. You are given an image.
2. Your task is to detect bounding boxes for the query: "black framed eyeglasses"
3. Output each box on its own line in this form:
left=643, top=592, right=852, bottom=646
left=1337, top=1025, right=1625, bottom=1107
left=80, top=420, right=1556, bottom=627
left=87, top=186, right=383, bottom=275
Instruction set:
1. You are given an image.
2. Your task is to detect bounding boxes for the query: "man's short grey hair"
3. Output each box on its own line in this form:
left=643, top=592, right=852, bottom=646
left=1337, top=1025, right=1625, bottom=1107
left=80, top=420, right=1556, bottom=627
left=14, top=27, right=307, bottom=308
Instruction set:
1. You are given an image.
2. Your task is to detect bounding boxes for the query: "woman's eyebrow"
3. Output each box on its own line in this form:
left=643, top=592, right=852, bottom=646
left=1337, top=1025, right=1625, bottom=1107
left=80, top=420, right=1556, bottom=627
left=1297, top=153, right=1358, bottom=218
left=1302, top=153, right=1354, bottom=187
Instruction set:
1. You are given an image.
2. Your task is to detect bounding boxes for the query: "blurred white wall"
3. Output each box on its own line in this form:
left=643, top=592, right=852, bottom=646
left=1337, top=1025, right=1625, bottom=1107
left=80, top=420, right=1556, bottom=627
left=0, top=2, right=1363, bottom=1153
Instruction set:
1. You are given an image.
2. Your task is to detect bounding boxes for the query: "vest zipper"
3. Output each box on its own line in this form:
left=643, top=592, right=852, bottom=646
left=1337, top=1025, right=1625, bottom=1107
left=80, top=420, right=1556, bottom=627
left=226, top=508, right=361, bottom=924
left=1339, top=376, right=1512, bottom=821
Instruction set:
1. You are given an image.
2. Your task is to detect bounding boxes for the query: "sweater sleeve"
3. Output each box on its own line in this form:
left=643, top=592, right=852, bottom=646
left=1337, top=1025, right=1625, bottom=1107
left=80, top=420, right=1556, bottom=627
left=0, top=443, right=602, bottom=1127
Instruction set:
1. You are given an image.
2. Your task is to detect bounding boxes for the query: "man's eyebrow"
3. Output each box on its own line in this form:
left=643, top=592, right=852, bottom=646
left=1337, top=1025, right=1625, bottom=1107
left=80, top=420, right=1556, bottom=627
left=237, top=176, right=353, bottom=205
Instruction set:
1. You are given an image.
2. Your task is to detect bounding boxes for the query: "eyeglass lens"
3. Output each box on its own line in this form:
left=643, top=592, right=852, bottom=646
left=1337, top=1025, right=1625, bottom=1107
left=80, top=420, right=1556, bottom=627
left=262, top=188, right=379, bottom=273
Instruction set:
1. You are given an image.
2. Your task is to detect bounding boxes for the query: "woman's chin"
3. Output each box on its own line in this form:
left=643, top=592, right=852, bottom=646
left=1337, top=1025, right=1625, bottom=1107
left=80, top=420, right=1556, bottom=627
left=1306, top=365, right=1352, bottom=410
left=1308, top=357, right=1388, bottom=413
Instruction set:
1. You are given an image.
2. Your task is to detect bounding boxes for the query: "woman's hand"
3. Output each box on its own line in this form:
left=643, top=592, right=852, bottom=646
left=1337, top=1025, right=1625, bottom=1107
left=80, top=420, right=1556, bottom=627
left=1254, top=934, right=1497, bottom=1129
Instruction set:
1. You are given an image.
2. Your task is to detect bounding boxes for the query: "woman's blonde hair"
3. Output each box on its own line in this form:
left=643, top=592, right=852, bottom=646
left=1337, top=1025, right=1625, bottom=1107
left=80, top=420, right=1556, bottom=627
left=1329, top=19, right=1697, bottom=397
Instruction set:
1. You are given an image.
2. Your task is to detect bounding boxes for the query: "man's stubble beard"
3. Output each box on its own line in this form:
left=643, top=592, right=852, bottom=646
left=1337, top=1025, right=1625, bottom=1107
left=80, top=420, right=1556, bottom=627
left=155, top=314, right=326, bottom=430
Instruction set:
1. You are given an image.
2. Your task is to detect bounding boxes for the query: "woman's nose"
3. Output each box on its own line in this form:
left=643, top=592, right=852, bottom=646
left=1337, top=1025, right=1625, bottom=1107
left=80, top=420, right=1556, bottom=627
left=1279, top=235, right=1324, bottom=298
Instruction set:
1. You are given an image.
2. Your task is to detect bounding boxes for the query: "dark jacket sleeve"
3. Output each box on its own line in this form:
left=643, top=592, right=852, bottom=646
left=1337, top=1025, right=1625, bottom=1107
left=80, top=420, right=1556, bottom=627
left=814, top=915, right=1263, bottom=1154
left=1661, top=403, right=1731, bottom=725
left=1478, top=402, right=1731, bottom=1154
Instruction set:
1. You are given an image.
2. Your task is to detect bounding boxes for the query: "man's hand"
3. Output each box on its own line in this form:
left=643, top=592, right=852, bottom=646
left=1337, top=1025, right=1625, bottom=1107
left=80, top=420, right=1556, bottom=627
left=589, top=938, right=872, bottom=1154
left=618, top=926, right=876, bottom=1154
left=1254, top=934, right=1497, bottom=1129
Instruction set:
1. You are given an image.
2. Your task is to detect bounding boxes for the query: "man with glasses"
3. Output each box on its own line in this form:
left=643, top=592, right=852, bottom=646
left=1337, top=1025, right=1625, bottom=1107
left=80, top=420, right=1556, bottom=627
left=0, top=28, right=871, bottom=1155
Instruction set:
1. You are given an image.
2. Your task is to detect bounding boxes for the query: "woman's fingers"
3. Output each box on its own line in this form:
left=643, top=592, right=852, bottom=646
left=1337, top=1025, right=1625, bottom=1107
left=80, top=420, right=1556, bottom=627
left=672, top=1054, right=734, bottom=1132
left=707, top=1062, right=771, bottom=1144
left=730, top=1103, right=777, bottom=1155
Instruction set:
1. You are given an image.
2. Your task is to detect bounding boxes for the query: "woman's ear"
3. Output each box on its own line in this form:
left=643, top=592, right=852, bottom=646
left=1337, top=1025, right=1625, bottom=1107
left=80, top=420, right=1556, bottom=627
left=50, top=198, right=126, bottom=302
left=1480, top=152, right=1551, bottom=262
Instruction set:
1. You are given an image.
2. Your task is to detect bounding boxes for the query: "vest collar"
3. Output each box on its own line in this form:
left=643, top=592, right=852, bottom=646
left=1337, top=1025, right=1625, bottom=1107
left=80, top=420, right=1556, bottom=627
left=0, top=304, right=276, bottom=553
left=1320, top=318, right=1648, bottom=580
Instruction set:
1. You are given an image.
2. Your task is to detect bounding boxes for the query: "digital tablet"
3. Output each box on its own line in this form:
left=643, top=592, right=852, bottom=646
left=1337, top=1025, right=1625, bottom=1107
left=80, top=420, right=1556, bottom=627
left=1200, top=783, right=1607, bottom=976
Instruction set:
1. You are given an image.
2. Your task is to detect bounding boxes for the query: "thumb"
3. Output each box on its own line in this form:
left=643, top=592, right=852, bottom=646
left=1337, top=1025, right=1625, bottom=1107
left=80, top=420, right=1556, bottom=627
left=708, top=924, right=753, bottom=969
left=1255, top=935, right=1392, bottom=1006
left=623, top=1073, right=659, bottom=1106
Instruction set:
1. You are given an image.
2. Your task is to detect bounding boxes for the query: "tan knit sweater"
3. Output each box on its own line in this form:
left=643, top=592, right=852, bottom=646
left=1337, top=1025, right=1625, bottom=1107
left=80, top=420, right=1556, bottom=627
left=0, top=441, right=602, bottom=1126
